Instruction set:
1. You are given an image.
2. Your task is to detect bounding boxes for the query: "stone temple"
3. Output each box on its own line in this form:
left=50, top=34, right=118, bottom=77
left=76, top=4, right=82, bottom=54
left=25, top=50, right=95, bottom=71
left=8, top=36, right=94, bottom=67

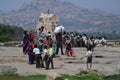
left=36, top=12, right=60, bottom=33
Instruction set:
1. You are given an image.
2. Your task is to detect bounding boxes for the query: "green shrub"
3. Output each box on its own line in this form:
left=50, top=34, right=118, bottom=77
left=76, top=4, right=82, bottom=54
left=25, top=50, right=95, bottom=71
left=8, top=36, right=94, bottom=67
left=0, top=24, right=23, bottom=42
left=0, top=74, right=46, bottom=80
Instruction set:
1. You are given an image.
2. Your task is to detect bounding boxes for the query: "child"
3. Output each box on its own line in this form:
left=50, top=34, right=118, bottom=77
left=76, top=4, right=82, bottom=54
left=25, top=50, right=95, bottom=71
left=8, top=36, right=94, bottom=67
left=65, top=37, right=72, bottom=56
left=33, top=44, right=41, bottom=68
left=38, top=39, right=44, bottom=68
left=48, top=44, right=54, bottom=69
left=43, top=45, right=49, bottom=70
left=85, top=48, right=93, bottom=70
left=38, top=39, right=44, bottom=53
left=52, top=44, right=56, bottom=58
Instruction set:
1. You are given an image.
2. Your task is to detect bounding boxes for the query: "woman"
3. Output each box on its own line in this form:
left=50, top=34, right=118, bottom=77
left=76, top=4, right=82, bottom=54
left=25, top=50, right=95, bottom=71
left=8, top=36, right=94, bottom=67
left=23, top=31, right=29, bottom=55
left=27, top=40, right=35, bottom=64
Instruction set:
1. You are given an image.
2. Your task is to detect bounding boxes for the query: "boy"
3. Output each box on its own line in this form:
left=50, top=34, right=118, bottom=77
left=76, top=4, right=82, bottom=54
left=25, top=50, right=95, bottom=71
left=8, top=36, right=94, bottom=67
left=48, top=44, right=54, bottom=69
left=85, top=48, right=93, bottom=70
left=33, top=44, right=41, bottom=68
left=38, top=39, right=44, bottom=68
left=43, top=45, right=49, bottom=70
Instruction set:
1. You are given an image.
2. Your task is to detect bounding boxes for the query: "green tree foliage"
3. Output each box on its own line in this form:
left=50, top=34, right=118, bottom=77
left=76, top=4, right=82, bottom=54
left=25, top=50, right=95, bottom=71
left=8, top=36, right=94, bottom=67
left=0, top=24, right=24, bottom=42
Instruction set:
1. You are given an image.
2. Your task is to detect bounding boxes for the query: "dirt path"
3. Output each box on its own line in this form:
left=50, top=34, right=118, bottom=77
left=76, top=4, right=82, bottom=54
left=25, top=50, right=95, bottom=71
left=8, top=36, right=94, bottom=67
left=0, top=47, right=120, bottom=76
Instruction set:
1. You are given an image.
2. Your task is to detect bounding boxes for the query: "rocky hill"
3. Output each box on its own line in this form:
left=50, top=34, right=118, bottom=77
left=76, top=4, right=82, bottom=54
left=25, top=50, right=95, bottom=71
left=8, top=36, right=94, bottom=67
left=0, top=0, right=120, bottom=32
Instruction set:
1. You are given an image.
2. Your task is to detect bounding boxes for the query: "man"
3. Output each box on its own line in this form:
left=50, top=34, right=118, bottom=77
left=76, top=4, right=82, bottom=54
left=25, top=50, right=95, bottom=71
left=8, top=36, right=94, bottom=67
left=54, top=25, right=64, bottom=55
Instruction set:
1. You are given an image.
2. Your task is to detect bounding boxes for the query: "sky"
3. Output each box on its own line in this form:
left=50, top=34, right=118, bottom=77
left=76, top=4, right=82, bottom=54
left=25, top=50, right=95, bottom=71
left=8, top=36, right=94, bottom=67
left=0, top=0, right=32, bottom=11
left=0, top=0, right=120, bottom=14
left=62, top=0, right=120, bottom=14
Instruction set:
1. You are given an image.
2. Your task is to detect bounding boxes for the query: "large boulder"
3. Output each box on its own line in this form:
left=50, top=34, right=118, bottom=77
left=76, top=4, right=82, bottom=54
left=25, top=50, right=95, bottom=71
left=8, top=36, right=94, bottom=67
left=0, top=65, right=17, bottom=74
left=46, top=72, right=64, bottom=80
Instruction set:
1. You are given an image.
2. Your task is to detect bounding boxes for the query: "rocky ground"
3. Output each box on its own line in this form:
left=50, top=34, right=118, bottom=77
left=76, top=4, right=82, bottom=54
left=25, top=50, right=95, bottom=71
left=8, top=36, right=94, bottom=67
left=0, top=46, right=120, bottom=76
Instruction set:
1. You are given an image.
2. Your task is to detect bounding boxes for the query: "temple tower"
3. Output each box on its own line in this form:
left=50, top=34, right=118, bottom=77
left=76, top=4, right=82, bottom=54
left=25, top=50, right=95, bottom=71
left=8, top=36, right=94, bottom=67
left=36, top=12, right=60, bottom=33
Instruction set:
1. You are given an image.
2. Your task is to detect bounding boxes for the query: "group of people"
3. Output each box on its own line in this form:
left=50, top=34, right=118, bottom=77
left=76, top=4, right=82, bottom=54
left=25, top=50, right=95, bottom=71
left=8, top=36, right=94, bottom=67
left=23, top=25, right=107, bottom=70
left=63, top=32, right=107, bottom=70
left=63, top=32, right=107, bottom=51
left=23, top=29, right=55, bottom=69
left=22, top=25, right=70, bottom=69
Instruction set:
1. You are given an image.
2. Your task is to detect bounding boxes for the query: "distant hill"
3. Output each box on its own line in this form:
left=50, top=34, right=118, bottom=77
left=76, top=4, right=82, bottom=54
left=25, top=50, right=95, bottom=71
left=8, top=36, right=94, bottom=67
left=0, top=0, right=120, bottom=33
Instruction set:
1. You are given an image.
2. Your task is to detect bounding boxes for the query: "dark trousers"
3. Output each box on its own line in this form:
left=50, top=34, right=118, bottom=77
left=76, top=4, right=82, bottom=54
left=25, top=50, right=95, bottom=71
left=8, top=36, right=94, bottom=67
left=48, top=56, right=54, bottom=69
left=76, top=40, right=80, bottom=47
left=35, top=54, right=42, bottom=68
left=40, top=56, right=44, bottom=68
left=43, top=55, right=49, bottom=69
left=56, top=41, right=64, bottom=55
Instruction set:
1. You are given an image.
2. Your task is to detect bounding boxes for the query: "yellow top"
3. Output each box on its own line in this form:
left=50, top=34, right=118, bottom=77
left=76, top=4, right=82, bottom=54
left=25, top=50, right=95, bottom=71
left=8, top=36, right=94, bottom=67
left=48, top=48, right=53, bottom=56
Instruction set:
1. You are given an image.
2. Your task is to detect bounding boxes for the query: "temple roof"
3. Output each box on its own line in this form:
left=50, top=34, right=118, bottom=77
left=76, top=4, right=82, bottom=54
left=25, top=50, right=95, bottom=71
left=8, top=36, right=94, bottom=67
left=39, top=13, right=56, bottom=19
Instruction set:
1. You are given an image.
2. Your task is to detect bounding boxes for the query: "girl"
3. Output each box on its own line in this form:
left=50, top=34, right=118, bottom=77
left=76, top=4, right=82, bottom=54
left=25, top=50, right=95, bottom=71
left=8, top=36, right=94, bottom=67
left=65, top=37, right=72, bottom=56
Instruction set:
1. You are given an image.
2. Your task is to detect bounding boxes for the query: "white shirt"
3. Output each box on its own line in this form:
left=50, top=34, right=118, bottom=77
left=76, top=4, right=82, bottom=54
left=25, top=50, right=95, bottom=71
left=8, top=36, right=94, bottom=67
left=85, top=39, right=93, bottom=45
left=86, top=51, right=92, bottom=57
left=43, top=49, right=48, bottom=55
left=82, top=36, right=86, bottom=41
left=94, top=39, right=99, bottom=44
left=33, top=48, right=40, bottom=55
